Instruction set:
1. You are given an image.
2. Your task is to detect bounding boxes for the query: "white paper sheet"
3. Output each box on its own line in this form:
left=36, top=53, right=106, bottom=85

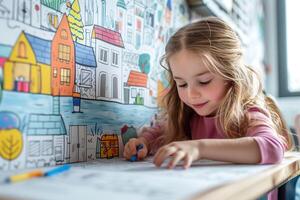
left=0, top=158, right=274, bottom=200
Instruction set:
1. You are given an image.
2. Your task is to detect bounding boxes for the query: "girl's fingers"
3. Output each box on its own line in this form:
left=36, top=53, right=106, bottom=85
left=153, top=146, right=178, bottom=167
left=128, top=139, right=138, bottom=154
left=137, top=148, right=147, bottom=160
left=183, top=154, right=193, bottom=169
left=123, top=144, right=132, bottom=159
left=167, top=150, right=186, bottom=169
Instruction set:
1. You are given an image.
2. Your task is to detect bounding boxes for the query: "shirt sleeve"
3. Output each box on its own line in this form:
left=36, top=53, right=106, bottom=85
left=139, top=124, right=164, bottom=155
left=246, top=108, right=286, bottom=164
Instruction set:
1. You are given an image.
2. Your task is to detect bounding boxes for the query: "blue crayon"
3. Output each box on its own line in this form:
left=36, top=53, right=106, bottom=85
left=44, top=164, right=71, bottom=177
left=130, top=144, right=144, bottom=162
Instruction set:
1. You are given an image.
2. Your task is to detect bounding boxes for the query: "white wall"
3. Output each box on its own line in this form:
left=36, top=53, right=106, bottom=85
left=264, top=0, right=300, bottom=127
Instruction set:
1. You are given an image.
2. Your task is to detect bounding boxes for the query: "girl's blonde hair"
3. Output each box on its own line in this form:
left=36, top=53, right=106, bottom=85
left=159, top=17, right=292, bottom=149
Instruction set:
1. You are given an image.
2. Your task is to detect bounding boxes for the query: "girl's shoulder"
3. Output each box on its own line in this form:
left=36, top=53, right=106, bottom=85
left=245, top=106, right=273, bottom=127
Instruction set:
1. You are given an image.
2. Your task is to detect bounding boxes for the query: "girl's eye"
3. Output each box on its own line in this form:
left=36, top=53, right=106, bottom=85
left=199, top=80, right=212, bottom=85
left=177, top=83, right=187, bottom=88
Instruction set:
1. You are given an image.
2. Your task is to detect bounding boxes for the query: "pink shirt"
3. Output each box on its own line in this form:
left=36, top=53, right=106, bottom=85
left=189, top=107, right=286, bottom=164
left=141, top=108, right=286, bottom=200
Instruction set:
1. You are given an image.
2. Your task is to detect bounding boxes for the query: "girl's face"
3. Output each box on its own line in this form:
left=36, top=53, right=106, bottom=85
left=169, top=49, right=229, bottom=117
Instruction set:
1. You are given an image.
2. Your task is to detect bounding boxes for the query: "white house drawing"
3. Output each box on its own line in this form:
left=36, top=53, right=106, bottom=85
left=92, top=25, right=124, bottom=103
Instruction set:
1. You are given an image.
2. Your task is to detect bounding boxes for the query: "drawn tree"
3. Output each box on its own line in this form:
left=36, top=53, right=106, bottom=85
left=67, top=0, right=84, bottom=42
left=0, top=112, right=23, bottom=169
left=138, top=53, right=151, bottom=74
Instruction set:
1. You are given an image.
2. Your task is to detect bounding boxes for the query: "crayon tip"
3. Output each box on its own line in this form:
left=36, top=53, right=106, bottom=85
left=130, top=155, right=137, bottom=162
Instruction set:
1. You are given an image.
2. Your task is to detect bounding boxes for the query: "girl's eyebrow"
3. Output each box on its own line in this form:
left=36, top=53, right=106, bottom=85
left=173, top=71, right=210, bottom=80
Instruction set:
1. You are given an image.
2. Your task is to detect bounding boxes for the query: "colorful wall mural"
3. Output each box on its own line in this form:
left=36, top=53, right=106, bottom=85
left=0, top=0, right=189, bottom=170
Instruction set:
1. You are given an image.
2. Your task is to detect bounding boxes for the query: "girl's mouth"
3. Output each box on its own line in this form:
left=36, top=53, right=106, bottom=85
left=192, top=102, right=208, bottom=109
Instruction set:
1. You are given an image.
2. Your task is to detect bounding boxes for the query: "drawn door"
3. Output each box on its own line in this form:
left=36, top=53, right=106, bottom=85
left=124, top=88, right=129, bottom=104
left=69, top=125, right=87, bottom=163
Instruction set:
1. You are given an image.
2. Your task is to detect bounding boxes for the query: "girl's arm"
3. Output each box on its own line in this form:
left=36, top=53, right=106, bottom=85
left=153, top=125, right=285, bottom=168
left=198, top=137, right=261, bottom=163
left=153, top=137, right=261, bottom=169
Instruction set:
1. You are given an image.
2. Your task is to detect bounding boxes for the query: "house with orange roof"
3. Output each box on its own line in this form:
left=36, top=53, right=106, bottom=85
left=92, top=25, right=124, bottom=103
left=125, top=70, right=148, bottom=105
left=51, top=14, right=75, bottom=96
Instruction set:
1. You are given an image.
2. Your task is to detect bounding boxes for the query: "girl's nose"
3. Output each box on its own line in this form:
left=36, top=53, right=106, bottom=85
left=187, top=85, right=200, bottom=99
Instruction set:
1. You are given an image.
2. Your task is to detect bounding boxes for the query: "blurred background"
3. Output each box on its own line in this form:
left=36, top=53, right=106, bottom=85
left=187, top=0, right=300, bottom=130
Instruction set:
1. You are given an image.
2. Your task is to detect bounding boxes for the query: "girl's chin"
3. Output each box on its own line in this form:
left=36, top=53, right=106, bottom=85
left=194, top=108, right=217, bottom=117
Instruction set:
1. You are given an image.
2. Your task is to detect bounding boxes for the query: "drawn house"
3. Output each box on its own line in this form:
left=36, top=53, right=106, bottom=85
left=25, top=114, right=67, bottom=168
left=92, top=25, right=124, bottom=103
left=96, top=134, right=119, bottom=159
left=3, top=31, right=42, bottom=93
left=51, top=14, right=75, bottom=96
left=25, top=33, right=52, bottom=95
left=74, top=43, right=97, bottom=99
left=125, top=70, right=148, bottom=105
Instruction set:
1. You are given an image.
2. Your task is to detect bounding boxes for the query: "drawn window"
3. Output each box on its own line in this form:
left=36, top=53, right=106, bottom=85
left=80, top=69, right=92, bottom=87
left=144, top=30, right=152, bottom=45
left=136, top=19, right=141, bottom=32
left=139, top=89, right=144, bottom=97
left=127, top=29, right=133, bottom=44
left=58, top=44, right=70, bottom=62
left=60, top=68, right=70, bottom=85
left=41, top=140, right=53, bottom=156
left=29, top=141, right=40, bottom=157
left=99, top=48, right=108, bottom=64
left=18, top=42, right=27, bottom=58
left=135, top=33, right=141, bottom=49
left=146, top=12, right=154, bottom=27
left=61, top=29, right=68, bottom=40
left=53, top=68, right=57, bottom=78
left=112, top=51, right=119, bottom=66
left=55, top=146, right=63, bottom=161
left=48, top=13, right=58, bottom=28
left=131, top=88, right=137, bottom=98
left=112, top=76, right=118, bottom=98
left=100, top=73, right=107, bottom=97
left=278, top=0, right=300, bottom=96
left=127, top=15, right=133, bottom=26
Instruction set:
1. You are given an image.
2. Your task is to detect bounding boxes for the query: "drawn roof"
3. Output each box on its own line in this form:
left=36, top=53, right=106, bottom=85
left=127, top=71, right=148, bottom=87
left=93, top=25, right=124, bottom=48
left=26, top=114, right=67, bottom=135
left=25, top=33, right=51, bottom=65
left=75, top=43, right=97, bottom=67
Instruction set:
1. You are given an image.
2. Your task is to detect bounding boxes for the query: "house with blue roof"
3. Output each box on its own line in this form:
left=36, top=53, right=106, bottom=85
left=25, top=113, right=68, bottom=168
left=25, top=33, right=52, bottom=95
left=74, top=42, right=97, bottom=99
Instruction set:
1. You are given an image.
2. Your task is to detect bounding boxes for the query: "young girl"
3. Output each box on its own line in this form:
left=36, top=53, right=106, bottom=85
left=123, top=17, right=291, bottom=170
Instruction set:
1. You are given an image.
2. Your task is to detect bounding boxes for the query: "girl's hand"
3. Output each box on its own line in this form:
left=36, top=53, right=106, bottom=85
left=153, top=140, right=201, bottom=169
left=123, top=138, right=148, bottom=161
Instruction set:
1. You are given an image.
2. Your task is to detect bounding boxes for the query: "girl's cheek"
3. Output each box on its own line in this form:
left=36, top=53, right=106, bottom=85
left=205, top=84, right=227, bottom=101
left=178, top=90, right=188, bottom=103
